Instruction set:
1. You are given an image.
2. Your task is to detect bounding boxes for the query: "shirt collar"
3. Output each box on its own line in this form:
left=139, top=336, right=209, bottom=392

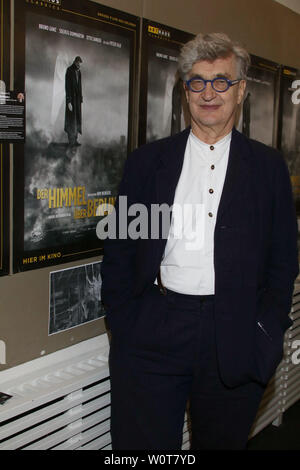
left=189, top=130, right=232, bottom=165
left=190, top=130, right=232, bottom=149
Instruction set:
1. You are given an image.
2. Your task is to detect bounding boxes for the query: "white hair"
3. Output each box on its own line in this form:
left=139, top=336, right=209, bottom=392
left=178, top=32, right=251, bottom=80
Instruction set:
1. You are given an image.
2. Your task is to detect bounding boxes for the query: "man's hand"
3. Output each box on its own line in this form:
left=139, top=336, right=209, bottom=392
left=68, top=103, right=73, bottom=112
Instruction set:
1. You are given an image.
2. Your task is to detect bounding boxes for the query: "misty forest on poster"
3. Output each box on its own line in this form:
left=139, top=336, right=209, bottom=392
left=24, top=11, right=130, bottom=251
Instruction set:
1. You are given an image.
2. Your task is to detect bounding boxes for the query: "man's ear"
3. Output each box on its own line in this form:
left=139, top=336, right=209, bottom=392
left=183, top=81, right=189, bottom=103
left=237, top=79, right=246, bottom=105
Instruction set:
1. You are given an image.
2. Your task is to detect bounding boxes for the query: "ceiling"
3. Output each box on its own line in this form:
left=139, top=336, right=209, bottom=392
left=273, top=0, right=300, bottom=15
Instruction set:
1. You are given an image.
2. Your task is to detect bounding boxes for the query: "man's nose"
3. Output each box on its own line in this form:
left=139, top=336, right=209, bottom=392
left=202, top=82, right=216, bottom=100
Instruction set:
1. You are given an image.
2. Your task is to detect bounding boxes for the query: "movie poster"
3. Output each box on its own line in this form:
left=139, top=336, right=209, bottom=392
left=278, top=66, right=300, bottom=214
left=138, top=19, right=194, bottom=145
left=0, top=0, right=10, bottom=276
left=49, top=261, right=104, bottom=335
left=236, top=54, right=280, bottom=147
left=13, top=0, right=139, bottom=272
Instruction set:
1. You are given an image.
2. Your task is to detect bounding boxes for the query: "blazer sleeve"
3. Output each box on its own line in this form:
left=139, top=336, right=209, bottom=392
left=100, top=149, right=143, bottom=313
left=259, top=153, right=299, bottom=329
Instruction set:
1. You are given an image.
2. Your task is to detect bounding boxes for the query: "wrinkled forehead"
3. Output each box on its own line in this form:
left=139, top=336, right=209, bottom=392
left=188, top=54, right=239, bottom=79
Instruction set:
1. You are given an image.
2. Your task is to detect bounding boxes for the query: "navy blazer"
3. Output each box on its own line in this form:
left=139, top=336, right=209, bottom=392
left=101, top=127, right=299, bottom=387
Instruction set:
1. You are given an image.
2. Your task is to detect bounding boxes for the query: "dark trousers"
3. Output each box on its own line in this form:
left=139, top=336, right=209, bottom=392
left=109, top=285, right=265, bottom=450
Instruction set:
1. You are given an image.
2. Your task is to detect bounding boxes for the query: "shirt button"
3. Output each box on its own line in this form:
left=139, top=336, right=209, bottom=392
left=210, top=145, right=214, bottom=151
left=211, top=165, right=215, bottom=170
left=209, top=188, right=214, bottom=194
left=208, top=212, right=213, bottom=217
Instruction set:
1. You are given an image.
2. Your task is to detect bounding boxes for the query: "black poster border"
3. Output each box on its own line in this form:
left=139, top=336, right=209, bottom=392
left=277, top=64, right=299, bottom=151
left=0, top=0, right=10, bottom=277
left=247, top=53, right=281, bottom=149
left=278, top=64, right=300, bottom=215
left=138, top=18, right=194, bottom=146
left=13, top=0, right=140, bottom=272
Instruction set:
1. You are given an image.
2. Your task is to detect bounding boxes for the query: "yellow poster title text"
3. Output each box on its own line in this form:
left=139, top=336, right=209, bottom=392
left=37, top=187, right=116, bottom=218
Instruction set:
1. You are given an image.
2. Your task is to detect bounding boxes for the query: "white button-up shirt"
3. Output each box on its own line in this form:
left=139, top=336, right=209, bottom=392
left=160, top=130, right=231, bottom=295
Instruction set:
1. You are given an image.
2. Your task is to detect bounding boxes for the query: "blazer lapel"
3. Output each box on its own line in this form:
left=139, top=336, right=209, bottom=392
left=155, top=127, right=190, bottom=207
left=216, top=127, right=252, bottom=222
left=154, top=128, right=190, bottom=260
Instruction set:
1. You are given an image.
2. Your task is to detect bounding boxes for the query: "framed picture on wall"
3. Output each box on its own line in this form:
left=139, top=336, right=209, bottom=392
left=278, top=65, right=300, bottom=215
left=13, top=0, right=140, bottom=272
left=49, top=261, right=105, bottom=335
left=0, top=0, right=11, bottom=277
left=236, top=54, right=280, bottom=148
left=138, top=19, right=194, bottom=146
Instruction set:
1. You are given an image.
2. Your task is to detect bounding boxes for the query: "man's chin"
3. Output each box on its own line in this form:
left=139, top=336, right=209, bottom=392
left=194, top=118, right=222, bottom=129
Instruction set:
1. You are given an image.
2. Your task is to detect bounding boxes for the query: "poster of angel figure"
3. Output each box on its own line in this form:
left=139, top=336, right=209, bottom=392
left=13, top=0, right=139, bottom=271
left=138, top=19, right=194, bottom=145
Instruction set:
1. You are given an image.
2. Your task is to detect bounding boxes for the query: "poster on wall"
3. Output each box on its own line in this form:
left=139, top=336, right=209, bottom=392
left=138, top=19, right=194, bottom=146
left=49, top=261, right=105, bottom=335
left=0, top=90, right=25, bottom=143
left=278, top=65, right=300, bottom=215
left=236, top=54, right=280, bottom=148
left=0, top=0, right=10, bottom=276
left=13, top=0, right=139, bottom=272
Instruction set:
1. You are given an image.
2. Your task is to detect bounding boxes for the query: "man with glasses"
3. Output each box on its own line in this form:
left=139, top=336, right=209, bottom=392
left=101, top=33, right=298, bottom=450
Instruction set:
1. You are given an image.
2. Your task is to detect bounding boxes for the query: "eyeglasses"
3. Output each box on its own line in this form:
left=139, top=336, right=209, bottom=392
left=185, top=76, right=242, bottom=93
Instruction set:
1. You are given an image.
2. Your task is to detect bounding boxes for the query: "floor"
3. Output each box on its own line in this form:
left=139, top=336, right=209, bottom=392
left=247, top=399, right=300, bottom=450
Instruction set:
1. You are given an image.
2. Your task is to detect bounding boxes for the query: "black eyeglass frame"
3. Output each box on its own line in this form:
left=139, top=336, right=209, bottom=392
left=185, top=76, right=243, bottom=93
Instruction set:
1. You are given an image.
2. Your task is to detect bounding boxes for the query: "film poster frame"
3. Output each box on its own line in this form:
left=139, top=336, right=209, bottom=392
left=49, top=260, right=105, bottom=336
left=278, top=64, right=300, bottom=216
left=237, top=53, right=281, bottom=149
left=13, top=0, right=139, bottom=272
left=0, top=0, right=10, bottom=276
left=138, top=18, right=194, bottom=146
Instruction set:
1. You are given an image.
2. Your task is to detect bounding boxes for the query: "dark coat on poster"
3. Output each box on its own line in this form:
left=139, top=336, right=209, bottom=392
left=101, top=127, right=299, bottom=388
left=64, top=63, right=83, bottom=136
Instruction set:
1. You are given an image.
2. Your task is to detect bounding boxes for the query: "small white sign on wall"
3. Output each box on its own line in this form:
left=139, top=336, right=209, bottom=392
left=0, top=340, right=6, bottom=365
